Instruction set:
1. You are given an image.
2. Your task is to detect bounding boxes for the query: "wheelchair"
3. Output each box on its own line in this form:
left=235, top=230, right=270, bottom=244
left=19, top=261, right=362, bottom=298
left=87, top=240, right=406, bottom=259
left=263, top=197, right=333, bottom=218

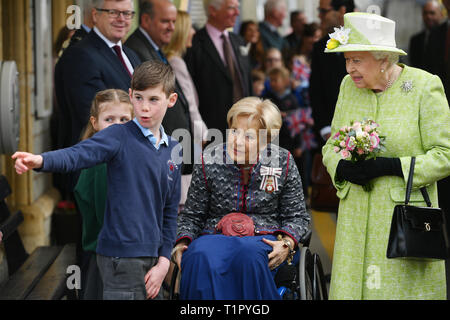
left=168, top=230, right=328, bottom=300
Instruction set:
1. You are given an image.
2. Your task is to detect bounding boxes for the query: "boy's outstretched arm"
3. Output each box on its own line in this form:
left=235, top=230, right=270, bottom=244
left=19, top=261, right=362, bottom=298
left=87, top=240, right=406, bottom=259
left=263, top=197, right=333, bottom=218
left=12, top=152, right=43, bottom=175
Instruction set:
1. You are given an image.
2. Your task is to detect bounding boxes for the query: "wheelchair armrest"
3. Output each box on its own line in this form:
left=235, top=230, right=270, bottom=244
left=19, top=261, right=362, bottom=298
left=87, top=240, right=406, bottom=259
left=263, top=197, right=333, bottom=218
left=299, top=230, right=312, bottom=247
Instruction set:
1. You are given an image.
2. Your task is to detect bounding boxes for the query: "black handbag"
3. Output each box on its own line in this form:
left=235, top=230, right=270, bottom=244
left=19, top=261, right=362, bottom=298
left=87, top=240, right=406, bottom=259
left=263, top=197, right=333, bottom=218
left=386, top=157, right=450, bottom=260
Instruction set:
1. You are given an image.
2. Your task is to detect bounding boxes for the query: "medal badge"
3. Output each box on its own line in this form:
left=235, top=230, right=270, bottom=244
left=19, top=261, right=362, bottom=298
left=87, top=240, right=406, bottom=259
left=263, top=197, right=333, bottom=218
left=260, top=166, right=282, bottom=193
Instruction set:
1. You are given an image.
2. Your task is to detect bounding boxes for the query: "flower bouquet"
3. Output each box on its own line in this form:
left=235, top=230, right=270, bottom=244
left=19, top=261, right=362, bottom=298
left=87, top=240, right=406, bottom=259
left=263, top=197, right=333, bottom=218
left=332, top=119, right=386, bottom=191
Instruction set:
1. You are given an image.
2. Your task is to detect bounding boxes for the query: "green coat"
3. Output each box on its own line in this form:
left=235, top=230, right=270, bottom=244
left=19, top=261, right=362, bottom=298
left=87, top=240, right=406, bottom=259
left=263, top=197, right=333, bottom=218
left=74, top=164, right=107, bottom=253
left=322, top=65, right=450, bottom=300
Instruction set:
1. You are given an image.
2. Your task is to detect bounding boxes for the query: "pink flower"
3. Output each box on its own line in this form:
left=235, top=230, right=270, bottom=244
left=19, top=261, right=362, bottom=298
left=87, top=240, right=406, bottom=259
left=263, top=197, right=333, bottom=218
left=364, top=125, right=371, bottom=132
left=340, top=150, right=351, bottom=159
left=333, top=132, right=340, bottom=139
left=357, top=148, right=365, bottom=155
left=345, top=137, right=356, bottom=151
left=370, top=133, right=380, bottom=149
left=340, top=141, right=346, bottom=148
left=333, top=146, right=340, bottom=153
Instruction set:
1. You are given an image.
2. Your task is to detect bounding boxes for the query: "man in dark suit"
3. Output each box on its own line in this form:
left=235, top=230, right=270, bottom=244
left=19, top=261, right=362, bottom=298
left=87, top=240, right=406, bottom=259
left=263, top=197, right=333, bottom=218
left=409, top=0, right=443, bottom=69
left=309, top=0, right=354, bottom=145
left=425, top=1, right=449, bottom=97
left=283, top=10, right=307, bottom=62
left=425, top=0, right=450, bottom=299
left=54, top=0, right=140, bottom=191
left=185, top=0, right=252, bottom=136
left=259, top=0, right=288, bottom=52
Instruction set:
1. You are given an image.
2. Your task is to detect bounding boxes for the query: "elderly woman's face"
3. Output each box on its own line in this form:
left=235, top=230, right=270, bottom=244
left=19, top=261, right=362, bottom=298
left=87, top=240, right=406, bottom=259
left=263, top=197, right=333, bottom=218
left=227, top=115, right=261, bottom=165
left=344, top=51, right=385, bottom=89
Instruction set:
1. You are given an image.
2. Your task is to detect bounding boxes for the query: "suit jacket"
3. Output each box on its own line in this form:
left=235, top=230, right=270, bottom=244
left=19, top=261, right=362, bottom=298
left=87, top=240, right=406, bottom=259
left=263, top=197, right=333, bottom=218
left=69, top=27, right=89, bottom=48
left=54, top=30, right=141, bottom=148
left=184, top=27, right=253, bottom=135
left=408, top=30, right=431, bottom=69
left=424, top=21, right=449, bottom=97
left=125, top=28, right=193, bottom=174
left=53, top=30, right=140, bottom=195
left=258, top=21, right=286, bottom=51
left=309, top=36, right=347, bottom=146
left=408, top=30, right=428, bottom=69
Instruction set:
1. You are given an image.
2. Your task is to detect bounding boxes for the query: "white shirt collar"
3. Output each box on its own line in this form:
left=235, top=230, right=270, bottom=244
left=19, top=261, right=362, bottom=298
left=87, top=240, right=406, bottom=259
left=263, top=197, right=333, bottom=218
left=81, top=24, right=91, bottom=33
left=139, top=27, right=160, bottom=51
left=132, top=118, right=169, bottom=148
left=93, top=26, right=122, bottom=48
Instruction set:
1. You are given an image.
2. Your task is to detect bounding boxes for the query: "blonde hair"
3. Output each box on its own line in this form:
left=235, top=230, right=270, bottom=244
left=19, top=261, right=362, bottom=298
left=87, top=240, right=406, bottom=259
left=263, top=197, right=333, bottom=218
left=164, top=10, right=191, bottom=59
left=81, top=89, right=133, bottom=140
left=227, top=97, right=282, bottom=142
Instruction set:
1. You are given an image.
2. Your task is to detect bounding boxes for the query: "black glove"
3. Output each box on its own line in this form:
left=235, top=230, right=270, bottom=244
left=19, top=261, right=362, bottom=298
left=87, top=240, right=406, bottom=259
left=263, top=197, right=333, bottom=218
left=336, top=157, right=403, bottom=186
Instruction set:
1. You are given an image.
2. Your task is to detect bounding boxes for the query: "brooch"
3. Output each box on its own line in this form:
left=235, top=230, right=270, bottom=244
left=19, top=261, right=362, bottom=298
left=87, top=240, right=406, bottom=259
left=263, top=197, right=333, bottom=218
left=400, top=80, right=413, bottom=93
left=260, top=166, right=282, bottom=193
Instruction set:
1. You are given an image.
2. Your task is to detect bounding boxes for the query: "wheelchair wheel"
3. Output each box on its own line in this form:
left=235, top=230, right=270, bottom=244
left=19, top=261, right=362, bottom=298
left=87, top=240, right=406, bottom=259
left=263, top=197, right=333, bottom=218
left=299, top=246, right=314, bottom=300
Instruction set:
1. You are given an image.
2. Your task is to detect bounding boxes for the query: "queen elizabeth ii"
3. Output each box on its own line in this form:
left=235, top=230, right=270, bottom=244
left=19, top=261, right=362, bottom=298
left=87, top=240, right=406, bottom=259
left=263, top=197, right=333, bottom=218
left=322, top=12, right=450, bottom=300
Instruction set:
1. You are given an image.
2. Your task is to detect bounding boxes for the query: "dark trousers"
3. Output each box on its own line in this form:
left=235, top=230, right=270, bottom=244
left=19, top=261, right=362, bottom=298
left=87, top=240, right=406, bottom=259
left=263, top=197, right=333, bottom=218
left=97, top=254, right=162, bottom=300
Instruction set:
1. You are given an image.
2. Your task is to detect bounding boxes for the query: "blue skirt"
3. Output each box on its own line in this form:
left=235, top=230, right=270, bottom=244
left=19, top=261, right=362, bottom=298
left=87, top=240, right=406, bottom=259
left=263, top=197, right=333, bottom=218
left=180, top=234, right=283, bottom=300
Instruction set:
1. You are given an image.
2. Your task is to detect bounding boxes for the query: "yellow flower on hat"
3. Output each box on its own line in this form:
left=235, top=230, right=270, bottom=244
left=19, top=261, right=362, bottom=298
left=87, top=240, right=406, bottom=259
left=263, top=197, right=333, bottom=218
left=327, top=39, right=340, bottom=50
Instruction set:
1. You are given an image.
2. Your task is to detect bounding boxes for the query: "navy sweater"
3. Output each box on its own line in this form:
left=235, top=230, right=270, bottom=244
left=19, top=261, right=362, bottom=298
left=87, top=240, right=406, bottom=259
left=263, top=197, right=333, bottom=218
left=40, top=121, right=182, bottom=259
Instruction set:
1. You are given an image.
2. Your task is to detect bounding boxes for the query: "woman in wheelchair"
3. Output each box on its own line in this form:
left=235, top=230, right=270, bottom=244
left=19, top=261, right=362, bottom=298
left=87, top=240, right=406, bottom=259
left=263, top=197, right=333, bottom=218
left=172, top=97, right=311, bottom=300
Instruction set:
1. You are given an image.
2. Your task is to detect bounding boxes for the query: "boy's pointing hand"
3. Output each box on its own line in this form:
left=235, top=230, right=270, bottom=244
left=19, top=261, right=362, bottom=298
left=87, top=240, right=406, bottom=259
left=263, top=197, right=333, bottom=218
left=11, top=152, right=43, bottom=175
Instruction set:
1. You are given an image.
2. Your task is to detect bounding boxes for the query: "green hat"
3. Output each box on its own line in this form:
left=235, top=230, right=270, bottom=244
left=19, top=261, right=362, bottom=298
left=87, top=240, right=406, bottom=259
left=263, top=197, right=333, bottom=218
left=324, top=12, right=407, bottom=56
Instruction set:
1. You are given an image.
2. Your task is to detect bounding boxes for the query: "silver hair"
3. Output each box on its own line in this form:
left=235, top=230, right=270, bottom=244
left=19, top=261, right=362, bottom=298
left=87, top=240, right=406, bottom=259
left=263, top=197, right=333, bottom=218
left=91, top=0, right=134, bottom=9
left=203, top=0, right=225, bottom=17
left=370, top=51, right=400, bottom=67
left=91, top=0, right=104, bottom=8
left=264, top=0, right=286, bottom=16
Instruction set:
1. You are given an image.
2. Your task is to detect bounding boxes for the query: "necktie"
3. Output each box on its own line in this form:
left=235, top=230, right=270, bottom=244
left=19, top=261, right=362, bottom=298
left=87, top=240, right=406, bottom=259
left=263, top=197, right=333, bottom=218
left=157, top=49, right=168, bottom=65
left=221, top=34, right=243, bottom=103
left=112, top=45, right=132, bottom=78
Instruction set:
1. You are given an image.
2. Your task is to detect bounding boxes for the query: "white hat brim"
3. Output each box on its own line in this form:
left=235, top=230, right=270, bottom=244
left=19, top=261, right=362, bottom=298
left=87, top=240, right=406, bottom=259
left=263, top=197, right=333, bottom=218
left=325, top=43, right=407, bottom=56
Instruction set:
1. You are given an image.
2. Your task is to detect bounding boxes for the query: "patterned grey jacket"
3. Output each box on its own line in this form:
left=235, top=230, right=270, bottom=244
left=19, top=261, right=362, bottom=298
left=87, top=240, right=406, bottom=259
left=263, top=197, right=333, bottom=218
left=177, top=143, right=311, bottom=246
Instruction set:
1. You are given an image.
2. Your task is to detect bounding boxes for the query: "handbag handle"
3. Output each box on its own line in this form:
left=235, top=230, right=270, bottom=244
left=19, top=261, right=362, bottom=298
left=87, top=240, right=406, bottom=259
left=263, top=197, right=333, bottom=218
left=405, top=157, right=432, bottom=207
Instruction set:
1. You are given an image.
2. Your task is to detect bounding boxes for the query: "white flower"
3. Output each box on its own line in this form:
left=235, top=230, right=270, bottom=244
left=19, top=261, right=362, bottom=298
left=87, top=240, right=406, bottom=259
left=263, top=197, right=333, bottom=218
left=328, top=26, right=351, bottom=45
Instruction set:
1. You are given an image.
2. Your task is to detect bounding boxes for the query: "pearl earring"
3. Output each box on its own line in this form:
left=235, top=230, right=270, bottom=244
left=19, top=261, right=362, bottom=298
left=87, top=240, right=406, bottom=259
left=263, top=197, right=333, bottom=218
left=381, top=69, right=385, bottom=73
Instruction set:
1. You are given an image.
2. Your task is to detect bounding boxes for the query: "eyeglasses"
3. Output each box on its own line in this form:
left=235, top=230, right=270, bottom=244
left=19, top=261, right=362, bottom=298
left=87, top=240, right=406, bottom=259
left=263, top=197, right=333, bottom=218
left=318, top=7, right=333, bottom=15
left=95, top=8, right=136, bottom=20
